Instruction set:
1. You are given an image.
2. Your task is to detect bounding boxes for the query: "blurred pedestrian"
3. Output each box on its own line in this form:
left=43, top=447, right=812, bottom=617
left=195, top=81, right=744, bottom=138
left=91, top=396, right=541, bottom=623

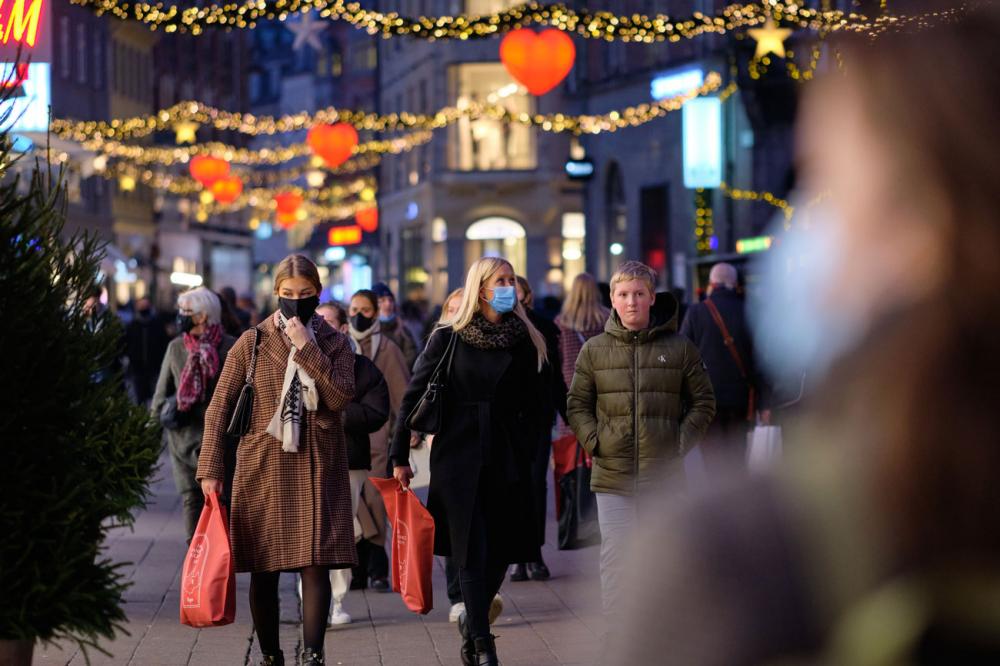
left=680, top=263, right=766, bottom=465
left=217, top=288, right=248, bottom=337
left=371, top=281, right=419, bottom=369
left=316, top=302, right=390, bottom=625
left=151, top=287, right=235, bottom=540
left=237, top=293, right=263, bottom=327
left=348, top=288, right=411, bottom=592
left=567, top=260, right=715, bottom=615
left=390, top=257, right=551, bottom=666
left=220, top=286, right=252, bottom=331
left=125, top=297, right=169, bottom=405
left=612, top=7, right=1000, bottom=663
left=197, top=254, right=355, bottom=666
left=509, top=275, right=567, bottom=583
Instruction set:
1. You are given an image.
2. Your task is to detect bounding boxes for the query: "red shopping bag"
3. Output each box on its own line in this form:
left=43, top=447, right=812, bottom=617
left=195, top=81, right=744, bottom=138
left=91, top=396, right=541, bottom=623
left=369, top=477, right=435, bottom=615
left=180, top=492, right=236, bottom=627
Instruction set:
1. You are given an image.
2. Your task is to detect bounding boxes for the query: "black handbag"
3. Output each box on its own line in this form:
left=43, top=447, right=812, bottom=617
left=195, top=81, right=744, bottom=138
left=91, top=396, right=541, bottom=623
left=225, top=327, right=262, bottom=437
left=404, top=329, right=457, bottom=434
left=159, top=394, right=190, bottom=430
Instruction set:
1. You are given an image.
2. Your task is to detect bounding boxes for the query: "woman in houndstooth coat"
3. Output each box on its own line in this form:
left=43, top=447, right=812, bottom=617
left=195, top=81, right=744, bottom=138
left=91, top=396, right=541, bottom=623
left=197, top=254, right=355, bottom=666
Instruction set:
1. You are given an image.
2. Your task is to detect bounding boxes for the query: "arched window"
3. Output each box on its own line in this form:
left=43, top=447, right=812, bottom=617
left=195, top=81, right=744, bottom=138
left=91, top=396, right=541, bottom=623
left=465, top=217, right=527, bottom=274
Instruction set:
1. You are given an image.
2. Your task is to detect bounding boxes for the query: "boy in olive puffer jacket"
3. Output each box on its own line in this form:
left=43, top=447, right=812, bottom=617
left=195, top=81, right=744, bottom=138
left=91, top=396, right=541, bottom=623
left=567, top=261, right=715, bottom=614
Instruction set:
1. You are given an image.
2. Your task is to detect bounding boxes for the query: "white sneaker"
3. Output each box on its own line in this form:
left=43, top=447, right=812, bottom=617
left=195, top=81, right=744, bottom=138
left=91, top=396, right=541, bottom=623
left=328, top=602, right=352, bottom=626
left=448, top=602, right=466, bottom=623
left=489, top=594, right=503, bottom=625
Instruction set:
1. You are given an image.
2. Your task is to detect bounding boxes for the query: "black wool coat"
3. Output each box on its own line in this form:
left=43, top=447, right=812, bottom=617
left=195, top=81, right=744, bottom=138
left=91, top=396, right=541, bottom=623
left=390, top=324, right=548, bottom=567
left=344, top=354, right=390, bottom=470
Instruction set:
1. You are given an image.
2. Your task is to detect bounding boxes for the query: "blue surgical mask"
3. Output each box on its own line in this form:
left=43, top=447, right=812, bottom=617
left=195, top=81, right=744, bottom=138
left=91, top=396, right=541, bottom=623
left=749, top=199, right=868, bottom=385
left=485, top=286, right=516, bottom=314
left=378, top=314, right=395, bottom=323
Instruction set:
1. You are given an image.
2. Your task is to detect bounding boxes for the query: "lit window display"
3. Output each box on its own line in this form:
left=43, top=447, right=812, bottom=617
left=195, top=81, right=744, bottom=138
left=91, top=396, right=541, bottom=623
left=450, top=63, right=536, bottom=171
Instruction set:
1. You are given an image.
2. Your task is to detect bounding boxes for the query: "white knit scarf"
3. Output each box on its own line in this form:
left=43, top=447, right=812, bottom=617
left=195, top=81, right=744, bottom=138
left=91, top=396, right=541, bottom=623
left=349, top=319, right=381, bottom=361
left=266, top=312, right=320, bottom=453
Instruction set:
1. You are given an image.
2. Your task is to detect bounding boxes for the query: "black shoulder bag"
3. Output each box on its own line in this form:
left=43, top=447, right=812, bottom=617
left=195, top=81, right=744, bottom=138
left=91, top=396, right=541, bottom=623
left=404, top=329, right=458, bottom=434
left=225, top=327, right=262, bottom=437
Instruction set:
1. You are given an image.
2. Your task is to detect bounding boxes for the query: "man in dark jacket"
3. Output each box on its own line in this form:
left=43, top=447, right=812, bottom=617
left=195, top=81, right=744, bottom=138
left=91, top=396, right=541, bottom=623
left=680, top=263, right=765, bottom=454
left=567, top=261, right=715, bottom=615
left=317, top=303, right=390, bottom=624
left=124, top=297, right=169, bottom=405
left=372, top=282, right=420, bottom=369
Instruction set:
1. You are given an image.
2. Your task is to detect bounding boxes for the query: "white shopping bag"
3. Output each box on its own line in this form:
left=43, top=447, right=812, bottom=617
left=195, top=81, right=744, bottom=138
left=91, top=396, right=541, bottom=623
left=746, top=425, right=783, bottom=472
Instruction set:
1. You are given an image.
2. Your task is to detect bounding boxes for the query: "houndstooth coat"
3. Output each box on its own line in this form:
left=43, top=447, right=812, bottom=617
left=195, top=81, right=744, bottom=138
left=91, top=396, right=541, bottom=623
left=197, top=313, right=357, bottom=573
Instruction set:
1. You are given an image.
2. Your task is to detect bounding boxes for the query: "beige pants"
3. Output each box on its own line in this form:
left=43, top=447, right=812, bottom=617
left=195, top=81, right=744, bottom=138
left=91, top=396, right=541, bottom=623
left=330, top=469, right=368, bottom=604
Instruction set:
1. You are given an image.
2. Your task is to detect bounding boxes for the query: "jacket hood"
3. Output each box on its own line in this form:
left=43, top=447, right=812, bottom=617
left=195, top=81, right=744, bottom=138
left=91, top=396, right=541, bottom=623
left=605, top=291, right=679, bottom=342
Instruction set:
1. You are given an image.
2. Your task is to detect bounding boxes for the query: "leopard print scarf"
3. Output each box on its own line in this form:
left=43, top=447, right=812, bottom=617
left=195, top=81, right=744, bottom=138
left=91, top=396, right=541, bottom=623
left=458, top=312, right=527, bottom=351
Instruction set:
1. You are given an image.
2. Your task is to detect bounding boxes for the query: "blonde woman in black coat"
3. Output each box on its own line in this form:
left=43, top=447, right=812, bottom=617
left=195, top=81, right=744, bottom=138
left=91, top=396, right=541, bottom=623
left=391, top=257, right=550, bottom=666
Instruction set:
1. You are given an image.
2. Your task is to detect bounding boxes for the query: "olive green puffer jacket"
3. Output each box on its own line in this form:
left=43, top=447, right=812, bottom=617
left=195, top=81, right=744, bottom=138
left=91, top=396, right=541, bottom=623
left=566, top=293, right=716, bottom=496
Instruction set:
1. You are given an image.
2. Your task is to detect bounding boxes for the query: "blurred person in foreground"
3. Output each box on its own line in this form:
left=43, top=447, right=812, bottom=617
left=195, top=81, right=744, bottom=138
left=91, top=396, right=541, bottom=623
left=567, top=261, right=715, bottom=616
left=315, top=302, right=389, bottom=625
left=611, top=6, right=1000, bottom=664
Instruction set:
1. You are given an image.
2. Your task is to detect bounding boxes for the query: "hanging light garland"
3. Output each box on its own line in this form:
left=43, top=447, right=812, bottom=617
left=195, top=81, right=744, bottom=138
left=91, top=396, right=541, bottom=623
left=65, top=0, right=907, bottom=40
left=53, top=73, right=724, bottom=150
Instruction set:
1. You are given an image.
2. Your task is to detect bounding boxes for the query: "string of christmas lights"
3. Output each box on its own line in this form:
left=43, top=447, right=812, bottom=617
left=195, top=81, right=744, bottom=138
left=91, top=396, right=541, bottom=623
left=66, top=0, right=894, bottom=40
left=83, top=131, right=433, bottom=167
left=52, top=75, right=723, bottom=146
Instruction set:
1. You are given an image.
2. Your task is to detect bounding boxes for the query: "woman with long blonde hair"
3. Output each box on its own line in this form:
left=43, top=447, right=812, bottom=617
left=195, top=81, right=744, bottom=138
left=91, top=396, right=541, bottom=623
left=390, top=257, right=550, bottom=666
left=555, top=273, right=611, bottom=438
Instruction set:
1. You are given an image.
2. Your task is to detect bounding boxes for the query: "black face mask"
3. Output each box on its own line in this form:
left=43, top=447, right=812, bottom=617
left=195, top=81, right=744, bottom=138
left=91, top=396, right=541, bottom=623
left=136, top=307, right=152, bottom=319
left=279, top=295, right=320, bottom=323
left=177, top=314, right=196, bottom=334
left=350, top=312, right=375, bottom=333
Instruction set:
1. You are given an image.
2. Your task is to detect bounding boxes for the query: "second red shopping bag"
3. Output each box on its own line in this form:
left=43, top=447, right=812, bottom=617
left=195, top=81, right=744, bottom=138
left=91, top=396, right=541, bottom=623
left=369, top=477, right=435, bottom=614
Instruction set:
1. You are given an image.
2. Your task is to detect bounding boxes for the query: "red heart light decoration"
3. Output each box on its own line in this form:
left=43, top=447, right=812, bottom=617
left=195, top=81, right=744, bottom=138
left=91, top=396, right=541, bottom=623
left=274, top=191, right=304, bottom=229
left=189, top=155, right=230, bottom=187
left=356, top=206, right=378, bottom=233
left=499, top=29, right=576, bottom=96
left=307, top=123, right=359, bottom=169
left=210, top=175, right=243, bottom=205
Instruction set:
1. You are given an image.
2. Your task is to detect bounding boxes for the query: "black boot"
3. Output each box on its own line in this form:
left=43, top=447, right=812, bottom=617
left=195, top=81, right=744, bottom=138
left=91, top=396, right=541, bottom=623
left=301, top=648, right=324, bottom=665
left=458, top=612, right=475, bottom=666
left=527, top=560, right=550, bottom=581
left=509, top=563, right=528, bottom=582
left=474, top=635, right=499, bottom=666
left=259, top=650, right=284, bottom=666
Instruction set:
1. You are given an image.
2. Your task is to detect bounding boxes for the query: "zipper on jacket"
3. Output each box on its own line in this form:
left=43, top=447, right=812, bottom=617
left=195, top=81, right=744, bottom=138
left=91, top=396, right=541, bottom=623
left=633, top=331, right=640, bottom=496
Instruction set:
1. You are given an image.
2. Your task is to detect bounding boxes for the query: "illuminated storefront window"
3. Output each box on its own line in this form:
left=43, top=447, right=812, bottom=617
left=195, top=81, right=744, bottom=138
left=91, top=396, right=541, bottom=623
left=465, top=217, right=526, bottom=275
left=450, top=63, right=536, bottom=171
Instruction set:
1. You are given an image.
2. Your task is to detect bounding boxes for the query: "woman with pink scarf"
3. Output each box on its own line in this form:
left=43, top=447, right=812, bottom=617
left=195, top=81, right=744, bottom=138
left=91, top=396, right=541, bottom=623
left=152, top=287, right=236, bottom=540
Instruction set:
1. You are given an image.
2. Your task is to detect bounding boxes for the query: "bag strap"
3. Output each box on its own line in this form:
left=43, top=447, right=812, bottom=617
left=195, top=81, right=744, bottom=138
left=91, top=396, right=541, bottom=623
left=427, top=328, right=458, bottom=387
left=244, top=327, right=262, bottom=385
left=575, top=331, right=586, bottom=345
left=704, top=299, right=748, bottom=380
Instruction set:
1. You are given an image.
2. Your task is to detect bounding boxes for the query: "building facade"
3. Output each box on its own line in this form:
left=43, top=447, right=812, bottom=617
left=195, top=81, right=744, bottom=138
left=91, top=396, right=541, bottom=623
left=377, top=0, right=584, bottom=304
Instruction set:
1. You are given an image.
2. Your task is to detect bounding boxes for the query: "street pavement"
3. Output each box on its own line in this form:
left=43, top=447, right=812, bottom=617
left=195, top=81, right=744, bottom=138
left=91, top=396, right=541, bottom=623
left=33, top=446, right=603, bottom=666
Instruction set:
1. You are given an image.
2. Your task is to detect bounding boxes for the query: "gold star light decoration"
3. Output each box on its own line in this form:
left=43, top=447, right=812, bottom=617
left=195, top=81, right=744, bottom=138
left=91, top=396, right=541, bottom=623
left=173, top=121, right=199, bottom=144
left=748, top=17, right=793, bottom=59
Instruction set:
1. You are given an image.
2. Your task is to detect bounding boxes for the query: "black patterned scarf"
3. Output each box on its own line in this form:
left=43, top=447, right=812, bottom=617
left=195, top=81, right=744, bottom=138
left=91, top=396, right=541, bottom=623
left=458, top=313, right=528, bottom=351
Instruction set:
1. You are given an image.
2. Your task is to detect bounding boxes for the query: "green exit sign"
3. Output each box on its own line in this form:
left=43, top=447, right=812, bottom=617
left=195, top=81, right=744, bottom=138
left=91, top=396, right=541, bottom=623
left=736, top=236, right=773, bottom=254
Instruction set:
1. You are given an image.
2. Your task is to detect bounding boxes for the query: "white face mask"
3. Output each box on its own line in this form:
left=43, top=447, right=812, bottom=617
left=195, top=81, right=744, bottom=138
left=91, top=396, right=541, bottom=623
left=749, top=200, right=871, bottom=384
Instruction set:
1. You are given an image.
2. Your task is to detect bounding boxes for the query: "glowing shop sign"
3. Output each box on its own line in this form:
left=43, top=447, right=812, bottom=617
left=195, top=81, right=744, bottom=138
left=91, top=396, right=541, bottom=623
left=0, top=62, right=50, bottom=132
left=1, top=0, right=44, bottom=48
left=735, top=235, right=773, bottom=254
left=682, top=97, right=723, bottom=189
left=328, top=225, right=363, bottom=246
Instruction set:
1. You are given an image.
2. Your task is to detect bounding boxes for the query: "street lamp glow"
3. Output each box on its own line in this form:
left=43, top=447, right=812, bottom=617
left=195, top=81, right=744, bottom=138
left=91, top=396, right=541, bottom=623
left=170, top=271, right=204, bottom=287
left=609, top=242, right=624, bottom=256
